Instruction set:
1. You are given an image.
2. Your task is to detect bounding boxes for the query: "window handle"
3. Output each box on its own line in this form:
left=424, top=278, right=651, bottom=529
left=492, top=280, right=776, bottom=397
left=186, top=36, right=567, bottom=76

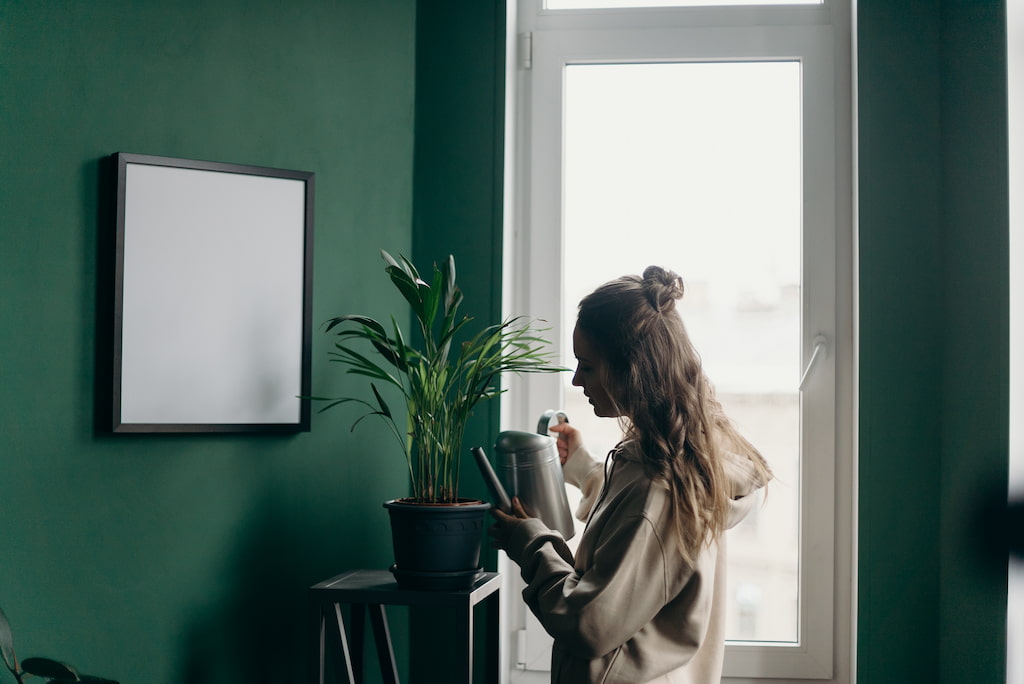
left=799, top=334, right=829, bottom=391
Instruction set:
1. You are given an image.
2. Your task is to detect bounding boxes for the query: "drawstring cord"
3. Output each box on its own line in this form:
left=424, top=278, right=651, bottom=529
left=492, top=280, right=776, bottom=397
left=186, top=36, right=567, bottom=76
left=581, top=443, right=623, bottom=535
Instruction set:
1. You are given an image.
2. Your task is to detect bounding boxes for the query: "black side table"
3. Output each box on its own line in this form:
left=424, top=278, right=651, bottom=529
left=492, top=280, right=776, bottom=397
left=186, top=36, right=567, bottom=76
left=309, top=569, right=502, bottom=684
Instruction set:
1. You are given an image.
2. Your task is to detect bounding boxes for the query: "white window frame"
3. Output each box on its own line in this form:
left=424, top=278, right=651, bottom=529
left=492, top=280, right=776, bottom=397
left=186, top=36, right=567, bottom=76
left=1007, top=3, right=1024, bottom=682
left=499, top=1, right=854, bottom=682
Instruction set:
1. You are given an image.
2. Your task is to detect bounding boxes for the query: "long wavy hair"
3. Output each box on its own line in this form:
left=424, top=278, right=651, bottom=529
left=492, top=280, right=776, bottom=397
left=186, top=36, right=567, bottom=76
left=576, top=266, right=771, bottom=564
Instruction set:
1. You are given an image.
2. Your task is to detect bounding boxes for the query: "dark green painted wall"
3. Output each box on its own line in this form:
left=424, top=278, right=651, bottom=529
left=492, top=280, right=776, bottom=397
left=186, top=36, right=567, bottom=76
left=409, top=3, right=507, bottom=682
left=0, top=2, right=418, bottom=683
left=858, top=1, right=1008, bottom=682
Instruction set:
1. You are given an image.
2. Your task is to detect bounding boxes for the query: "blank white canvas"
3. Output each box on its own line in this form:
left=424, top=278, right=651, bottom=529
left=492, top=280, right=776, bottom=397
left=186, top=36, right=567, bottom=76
left=120, top=163, right=306, bottom=424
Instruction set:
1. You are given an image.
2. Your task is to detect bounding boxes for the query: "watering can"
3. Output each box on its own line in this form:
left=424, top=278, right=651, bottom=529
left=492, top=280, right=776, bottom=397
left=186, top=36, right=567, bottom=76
left=472, top=410, right=575, bottom=540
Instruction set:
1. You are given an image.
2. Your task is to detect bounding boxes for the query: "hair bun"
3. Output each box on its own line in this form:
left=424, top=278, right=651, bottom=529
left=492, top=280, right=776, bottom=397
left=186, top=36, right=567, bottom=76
left=641, top=266, right=684, bottom=313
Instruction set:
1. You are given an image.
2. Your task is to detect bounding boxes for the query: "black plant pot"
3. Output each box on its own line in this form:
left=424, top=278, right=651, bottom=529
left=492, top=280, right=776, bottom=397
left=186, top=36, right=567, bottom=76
left=384, top=498, right=491, bottom=590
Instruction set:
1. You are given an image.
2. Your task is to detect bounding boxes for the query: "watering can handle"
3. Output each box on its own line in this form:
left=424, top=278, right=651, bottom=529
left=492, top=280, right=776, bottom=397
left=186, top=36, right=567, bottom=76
left=537, top=409, right=570, bottom=435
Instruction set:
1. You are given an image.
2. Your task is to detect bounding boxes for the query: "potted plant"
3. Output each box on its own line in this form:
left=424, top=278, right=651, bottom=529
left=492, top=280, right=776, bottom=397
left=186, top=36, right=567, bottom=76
left=319, top=251, right=561, bottom=589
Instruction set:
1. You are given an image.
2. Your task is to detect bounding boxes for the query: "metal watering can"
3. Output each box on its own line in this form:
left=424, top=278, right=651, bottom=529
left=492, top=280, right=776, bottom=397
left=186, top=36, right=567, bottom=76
left=472, top=410, right=575, bottom=540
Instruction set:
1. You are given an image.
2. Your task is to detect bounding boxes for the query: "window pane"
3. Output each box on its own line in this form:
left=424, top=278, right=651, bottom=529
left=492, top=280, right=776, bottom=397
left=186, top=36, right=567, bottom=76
left=561, top=61, right=800, bottom=642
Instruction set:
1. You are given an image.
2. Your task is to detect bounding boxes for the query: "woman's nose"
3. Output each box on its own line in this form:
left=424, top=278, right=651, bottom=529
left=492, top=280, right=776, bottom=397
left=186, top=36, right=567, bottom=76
left=571, top=370, right=582, bottom=387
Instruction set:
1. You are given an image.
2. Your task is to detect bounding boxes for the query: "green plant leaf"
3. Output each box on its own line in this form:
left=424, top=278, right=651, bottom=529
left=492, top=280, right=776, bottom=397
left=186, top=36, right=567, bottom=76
left=350, top=411, right=392, bottom=431
left=380, top=249, right=401, bottom=270
left=370, top=339, right=405, bottom=370
left=441, top=254, right=457, bottom=310
left=330, top=330, right=390, bottom=352
left=22, top=657, right=78, bottom=680
left=0, top=604, right=17, bottom=673
left=331, top=348, right=403, bottom=387
left=324, top=314, right=386, bottom=337
left=76, top=677, right=120, bottom=684
left=389, top=316, right=412, bottom=366
left=396, top=253, right=421, bottom=280
left=315, top=397, right=371, bottom=413
left=420, top=267, right=442, bottom=331
left=370, top=384, right=393, bottom=419
left=385, top=264, right=425, bottom=321
left=436, top=315, right=471, bottom=362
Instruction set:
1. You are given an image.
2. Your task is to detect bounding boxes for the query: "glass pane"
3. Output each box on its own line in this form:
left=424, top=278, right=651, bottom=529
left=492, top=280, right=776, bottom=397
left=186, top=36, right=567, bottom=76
left=562, top=61, right=800, bottom=642
left=547, top=0, right=821, bottom=8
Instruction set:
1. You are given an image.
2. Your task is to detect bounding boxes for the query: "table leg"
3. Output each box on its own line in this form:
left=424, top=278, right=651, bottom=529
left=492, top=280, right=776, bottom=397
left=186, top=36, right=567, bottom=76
left=331, top=603, right=357, bottom=684
left=368, top=604, right=400, bottom=684
left=349, top=604, right=365, bottom=683
left=454, top=603, right=474, bottom=684
left=311, top=600, right=325, bottom=684
left=485, top=593, right=500, bottom=684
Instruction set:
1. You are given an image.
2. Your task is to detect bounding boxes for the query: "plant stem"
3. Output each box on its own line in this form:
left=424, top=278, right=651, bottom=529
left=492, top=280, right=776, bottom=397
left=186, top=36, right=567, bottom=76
left=5, top=664, right=24, bottom=684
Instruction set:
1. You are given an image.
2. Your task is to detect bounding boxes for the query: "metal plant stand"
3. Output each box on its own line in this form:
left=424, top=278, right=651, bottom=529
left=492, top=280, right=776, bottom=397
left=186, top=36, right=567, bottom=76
left=309, top=569, right=502, bottom=684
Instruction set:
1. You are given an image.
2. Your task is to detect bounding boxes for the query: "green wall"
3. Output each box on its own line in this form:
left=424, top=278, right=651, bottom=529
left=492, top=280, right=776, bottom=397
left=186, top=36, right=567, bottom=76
left=0, top=1, right=418, bottom=682
left=409, top=3, right=507, bottom=682
left=858, top=1, right=1009, bottom=681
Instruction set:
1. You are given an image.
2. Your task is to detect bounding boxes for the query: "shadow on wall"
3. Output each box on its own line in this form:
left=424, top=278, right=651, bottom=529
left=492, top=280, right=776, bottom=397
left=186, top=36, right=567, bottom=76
left=176, top=487, right=400, bottom=684
left=976, top=482, right=1024, bottom=566
left=1009, top=498, right=1024, bottom=559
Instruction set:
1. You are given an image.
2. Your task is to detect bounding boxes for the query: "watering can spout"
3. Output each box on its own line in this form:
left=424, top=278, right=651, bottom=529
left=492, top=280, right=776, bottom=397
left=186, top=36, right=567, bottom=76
left=471, top=446, right=512, bottom=513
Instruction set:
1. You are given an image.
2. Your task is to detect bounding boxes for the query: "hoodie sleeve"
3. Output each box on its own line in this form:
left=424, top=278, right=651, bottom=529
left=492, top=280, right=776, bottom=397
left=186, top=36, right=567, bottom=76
left=561, top=444, right=606, bottom=522
left=504, top=500, right=687, bottom=660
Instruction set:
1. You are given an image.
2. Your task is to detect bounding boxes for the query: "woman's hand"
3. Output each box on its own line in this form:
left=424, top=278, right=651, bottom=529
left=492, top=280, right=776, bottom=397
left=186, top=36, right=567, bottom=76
left=488, top=497, right=532, bottom=551
left=548, top=421, right=583, bottom=466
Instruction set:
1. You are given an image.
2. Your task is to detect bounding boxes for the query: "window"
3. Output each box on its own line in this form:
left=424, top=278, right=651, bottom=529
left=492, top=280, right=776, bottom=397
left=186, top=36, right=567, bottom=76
left=500, top=0, right=853, bottom=681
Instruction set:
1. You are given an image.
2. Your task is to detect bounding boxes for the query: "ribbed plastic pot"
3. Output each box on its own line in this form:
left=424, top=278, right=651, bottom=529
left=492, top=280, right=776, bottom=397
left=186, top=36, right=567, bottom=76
left=383, top=498, right=491, bottom=590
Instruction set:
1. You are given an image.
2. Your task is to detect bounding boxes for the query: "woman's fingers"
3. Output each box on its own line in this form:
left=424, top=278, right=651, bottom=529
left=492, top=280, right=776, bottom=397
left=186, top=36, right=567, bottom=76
left=488, top=497, right=540, bottom=551
left=491, top=506, right=514, bottom=523
left=511, top=496, right=529, bottom=519
left=548, top=422, right=582, bottom=465
left=491, top=498, right=530, bottom=522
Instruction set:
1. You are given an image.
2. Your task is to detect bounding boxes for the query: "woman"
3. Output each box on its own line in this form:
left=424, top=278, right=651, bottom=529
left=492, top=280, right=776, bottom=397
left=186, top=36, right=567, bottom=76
left=490, top=266, right=771, bottom=684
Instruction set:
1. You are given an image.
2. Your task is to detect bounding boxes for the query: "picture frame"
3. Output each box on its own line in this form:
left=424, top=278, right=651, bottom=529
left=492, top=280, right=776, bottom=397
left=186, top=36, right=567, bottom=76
left=112, top=153, right=314, bottom=433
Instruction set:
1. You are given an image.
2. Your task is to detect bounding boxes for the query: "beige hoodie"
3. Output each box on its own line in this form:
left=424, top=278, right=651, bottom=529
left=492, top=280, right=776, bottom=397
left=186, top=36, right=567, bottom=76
left=504, top=441, right=764, bottom=684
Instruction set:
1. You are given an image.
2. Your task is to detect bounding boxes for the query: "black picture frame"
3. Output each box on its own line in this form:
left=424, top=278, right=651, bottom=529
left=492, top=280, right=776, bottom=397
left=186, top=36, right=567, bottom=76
left=112, top=153, right=314, bottom=433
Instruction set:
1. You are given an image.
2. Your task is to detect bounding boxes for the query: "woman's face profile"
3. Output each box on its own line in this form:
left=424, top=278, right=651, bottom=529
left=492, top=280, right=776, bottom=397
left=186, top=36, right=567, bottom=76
left=571, top=326, right=620, bottom=418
